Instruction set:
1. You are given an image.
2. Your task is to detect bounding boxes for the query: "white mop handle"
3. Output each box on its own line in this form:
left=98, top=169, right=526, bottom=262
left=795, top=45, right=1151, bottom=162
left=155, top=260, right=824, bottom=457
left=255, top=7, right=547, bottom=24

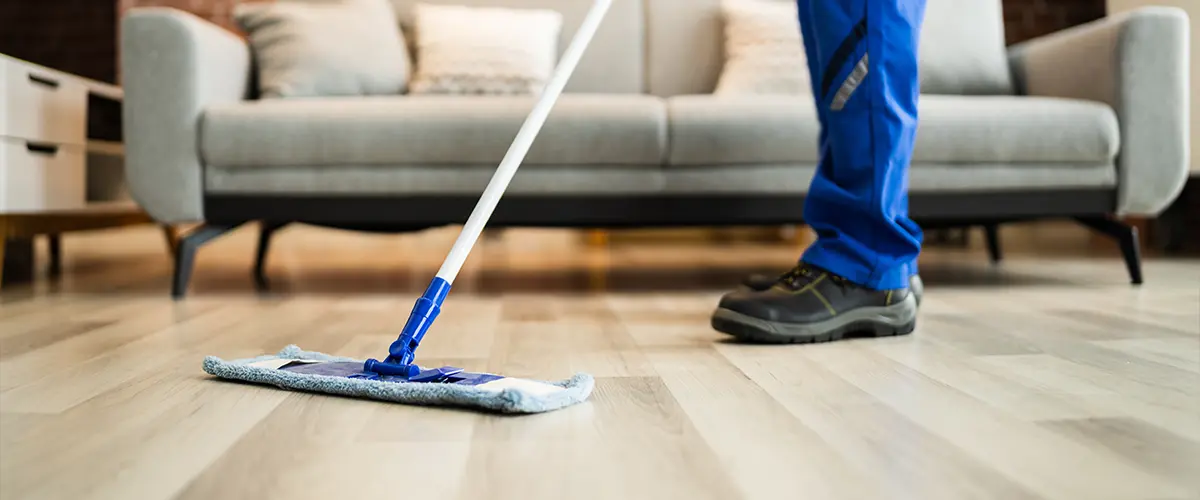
left=434, top=0, right=612, bottom=283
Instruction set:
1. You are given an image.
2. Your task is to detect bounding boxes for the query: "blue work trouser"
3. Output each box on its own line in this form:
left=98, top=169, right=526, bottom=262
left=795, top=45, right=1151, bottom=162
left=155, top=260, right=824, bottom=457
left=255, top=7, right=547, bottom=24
left=796, top=0, right=925, bottom=290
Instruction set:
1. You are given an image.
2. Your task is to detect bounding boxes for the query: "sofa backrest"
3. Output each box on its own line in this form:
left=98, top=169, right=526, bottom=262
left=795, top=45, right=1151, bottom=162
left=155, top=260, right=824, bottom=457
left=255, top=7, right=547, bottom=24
left=387, top=0, right=646, bottom=93
left=644, top=0, right=1015, bottom=96
left=919, top=0, right=1014, bottom=95
left=644, top=0, right=726, bottom=97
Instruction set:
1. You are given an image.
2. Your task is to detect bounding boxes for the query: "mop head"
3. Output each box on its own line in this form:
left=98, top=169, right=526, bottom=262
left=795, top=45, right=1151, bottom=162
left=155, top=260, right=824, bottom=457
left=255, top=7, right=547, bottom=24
left=202, top=345, right=594, bottom=414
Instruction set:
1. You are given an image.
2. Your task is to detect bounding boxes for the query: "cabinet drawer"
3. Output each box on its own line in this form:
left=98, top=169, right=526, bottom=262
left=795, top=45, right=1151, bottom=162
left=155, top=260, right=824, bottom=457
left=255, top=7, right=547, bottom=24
left=0, top=59, right=88, bottom=146
left=0, top=137, right=86, bottom=212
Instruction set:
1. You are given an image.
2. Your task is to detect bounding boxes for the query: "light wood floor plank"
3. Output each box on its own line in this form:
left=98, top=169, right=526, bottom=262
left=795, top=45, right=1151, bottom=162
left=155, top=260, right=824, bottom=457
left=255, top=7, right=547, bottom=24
left=976, top=354, right=1200, bottom=436
left=0, top=368, right=288, bottom=500
left=1089, top=338, right=1200, bottom=373
left=807, top=344, right=1193, bottom=500
left=1, top=224, right=1197, bottom=500
left=457, top=376, right=744, bottom=500
left=873, top=334, right=1121, bottom=421
left=648, top=346, right=880, bottom=499
left=0, top=300, right=223, bottom=390
left=1041, top=416, right=1200, bottom=493
left=0, top=300, right=327, bottom=413
left=717, top=341, right=1046, bottom=500
left=176, top=392, right=473, bottom=500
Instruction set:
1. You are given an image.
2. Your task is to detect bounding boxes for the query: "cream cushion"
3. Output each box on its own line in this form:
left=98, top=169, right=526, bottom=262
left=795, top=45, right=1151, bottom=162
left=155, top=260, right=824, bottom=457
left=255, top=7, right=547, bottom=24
left=408, top=3, right=563, bottom=94
left=713, top=0, right=811, bottom=95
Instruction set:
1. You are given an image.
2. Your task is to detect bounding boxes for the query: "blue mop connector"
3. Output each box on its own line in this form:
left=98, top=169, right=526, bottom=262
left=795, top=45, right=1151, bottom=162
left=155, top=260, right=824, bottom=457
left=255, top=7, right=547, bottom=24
left=363, top=277, right=451, bottom=378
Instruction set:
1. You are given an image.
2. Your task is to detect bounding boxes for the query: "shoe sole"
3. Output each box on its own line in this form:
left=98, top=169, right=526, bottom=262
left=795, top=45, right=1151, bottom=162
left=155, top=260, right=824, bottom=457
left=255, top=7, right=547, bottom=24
left=711, top=294, right=918, bottom=344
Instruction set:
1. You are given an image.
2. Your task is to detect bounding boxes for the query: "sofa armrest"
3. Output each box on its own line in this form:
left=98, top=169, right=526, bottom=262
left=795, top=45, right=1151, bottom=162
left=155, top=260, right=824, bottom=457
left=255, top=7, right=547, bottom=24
left=120, top=8, right=251, bottom=223
left=1008, top=7, right=1190, bottom=216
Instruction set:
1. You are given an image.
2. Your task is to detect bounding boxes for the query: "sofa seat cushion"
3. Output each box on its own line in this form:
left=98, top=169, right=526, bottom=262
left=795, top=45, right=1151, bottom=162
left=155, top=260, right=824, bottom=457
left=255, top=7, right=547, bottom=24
left=667, top=94, right=1120, bottom=166
left=204, top=162, right=1117, bottom=196
left=200, top=94, right=667, bottom=168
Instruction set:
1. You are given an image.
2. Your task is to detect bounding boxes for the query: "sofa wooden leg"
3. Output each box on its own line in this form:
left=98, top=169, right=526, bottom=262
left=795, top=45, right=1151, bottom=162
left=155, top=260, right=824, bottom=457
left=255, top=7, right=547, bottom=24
left=172, top=223, right=243, bottom=299
left=983, top=224, right=1002, bottom=264
left=254, top=221, right=289, bottom=291
left=1075, top=216, right=1143, bottom=285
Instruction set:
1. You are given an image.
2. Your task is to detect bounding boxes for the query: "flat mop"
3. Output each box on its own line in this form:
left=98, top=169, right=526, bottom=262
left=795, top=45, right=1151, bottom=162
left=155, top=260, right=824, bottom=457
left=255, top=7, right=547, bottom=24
left=203, top=0, right=612, bottom=414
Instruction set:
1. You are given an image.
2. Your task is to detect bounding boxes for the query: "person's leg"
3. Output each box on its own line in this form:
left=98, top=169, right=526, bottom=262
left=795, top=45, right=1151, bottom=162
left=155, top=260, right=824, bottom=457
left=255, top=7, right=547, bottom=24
left=741, top=0, right=924, bottom=304
left=712, top=0, right=925, bottom=343
left=801, top=0, right=924, bottom=289
left=795, top=0, right=828, bottom=149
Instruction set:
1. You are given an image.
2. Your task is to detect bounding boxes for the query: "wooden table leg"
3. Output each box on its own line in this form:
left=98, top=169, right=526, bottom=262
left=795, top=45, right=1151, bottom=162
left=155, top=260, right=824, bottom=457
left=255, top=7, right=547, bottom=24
left=48, top=234, right=62, bottom=277
left=2, top=237, right=35, bottom=286
left=0, top=215, right=35, bottom=287
left=0, top=207, right=158, bottom=289
left=0, top=216, right=7, bottom=286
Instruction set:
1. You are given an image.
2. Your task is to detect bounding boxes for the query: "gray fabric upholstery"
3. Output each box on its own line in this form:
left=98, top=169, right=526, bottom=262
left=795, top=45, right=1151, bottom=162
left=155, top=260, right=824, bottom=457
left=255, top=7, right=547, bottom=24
left=667, top=95, right=820, bottom=164
left=387, top=0, right=645, bottom=93
left=234, top=0, right=411, bottom=98
left=121, top=8, right=251, bottom=223
left=206, top=163, right=1115, bottom=195
left=206, top=165, right=665, bottom=194
left=646, top=0, right=1015, bottom=97
left=919, top=0, right=1014, bottom=95
left=667, top=164, right=1116, bottom=193
left=1010, top=7, right=1191, bottom=216
left=667, top=95, right=1119, bottom=166
left=201, top=94, right=667, bottom=167
left=644, top=0, right=725, bottom=96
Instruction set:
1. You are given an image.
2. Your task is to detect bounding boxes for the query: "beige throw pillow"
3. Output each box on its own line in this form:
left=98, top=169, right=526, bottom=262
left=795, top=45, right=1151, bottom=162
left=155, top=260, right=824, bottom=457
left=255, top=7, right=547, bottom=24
left=408, top=3, right=563, bottom=95
left=714, top=0, right=811, bottom=95
left=235, top=0, right=411, bottom=98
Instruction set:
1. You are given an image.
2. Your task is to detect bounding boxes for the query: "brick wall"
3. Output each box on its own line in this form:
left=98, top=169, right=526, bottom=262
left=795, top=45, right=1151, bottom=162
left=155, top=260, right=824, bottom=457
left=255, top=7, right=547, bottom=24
left=110, top=0, right=249, bottom=82
left=1003, top=0, right=1108, bottom=44
left=116, top=0, right=245, bottom=34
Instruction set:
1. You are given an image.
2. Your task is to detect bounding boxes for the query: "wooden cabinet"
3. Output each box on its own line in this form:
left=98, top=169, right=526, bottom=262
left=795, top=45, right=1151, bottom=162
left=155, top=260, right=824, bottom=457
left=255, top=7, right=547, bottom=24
left=0, top=53, right=160, bottom=288
left=0, top=55, right=91, bottom=212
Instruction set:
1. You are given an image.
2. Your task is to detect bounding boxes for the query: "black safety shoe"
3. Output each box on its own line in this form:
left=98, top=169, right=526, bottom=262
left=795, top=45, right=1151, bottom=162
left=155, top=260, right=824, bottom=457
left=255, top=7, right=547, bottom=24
left=741, top=270, right=923, bottom=306
left=713, top=264, right=918, bottom=344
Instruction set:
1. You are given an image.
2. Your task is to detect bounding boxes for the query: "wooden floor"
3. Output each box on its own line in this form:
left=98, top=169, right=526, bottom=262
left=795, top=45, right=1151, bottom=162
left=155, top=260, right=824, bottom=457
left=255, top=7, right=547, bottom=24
left=1, top=223, right=1198, bottom=500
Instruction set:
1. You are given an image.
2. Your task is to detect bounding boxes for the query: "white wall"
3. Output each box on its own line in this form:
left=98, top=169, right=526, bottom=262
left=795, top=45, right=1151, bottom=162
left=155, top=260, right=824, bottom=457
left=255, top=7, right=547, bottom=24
left=1107, top=0, right=1199, bottom=173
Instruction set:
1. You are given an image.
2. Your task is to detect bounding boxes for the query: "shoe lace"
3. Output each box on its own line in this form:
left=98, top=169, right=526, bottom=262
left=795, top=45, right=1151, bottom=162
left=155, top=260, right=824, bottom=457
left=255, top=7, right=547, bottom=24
left=777, top=263, right=850, bottom=290
left=777, top=264, right=819, bottom=289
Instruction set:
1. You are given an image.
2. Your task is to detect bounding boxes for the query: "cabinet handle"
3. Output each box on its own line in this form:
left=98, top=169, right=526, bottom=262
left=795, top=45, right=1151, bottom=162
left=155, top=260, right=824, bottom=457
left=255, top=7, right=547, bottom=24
left=26, top=142, right=59, bottom=156
left=28, top=74, right=60, bottom=89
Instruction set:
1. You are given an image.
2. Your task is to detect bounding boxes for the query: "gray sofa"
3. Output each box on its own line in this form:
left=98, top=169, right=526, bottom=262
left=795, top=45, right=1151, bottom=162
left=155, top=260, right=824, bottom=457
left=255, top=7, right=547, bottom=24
left=119, top=0, right=1191, bottom=298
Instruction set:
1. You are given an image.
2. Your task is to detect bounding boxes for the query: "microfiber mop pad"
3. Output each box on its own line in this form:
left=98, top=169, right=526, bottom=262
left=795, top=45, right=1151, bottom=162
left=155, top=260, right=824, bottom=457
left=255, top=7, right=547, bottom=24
left=203, top=345, right=595, bottom=414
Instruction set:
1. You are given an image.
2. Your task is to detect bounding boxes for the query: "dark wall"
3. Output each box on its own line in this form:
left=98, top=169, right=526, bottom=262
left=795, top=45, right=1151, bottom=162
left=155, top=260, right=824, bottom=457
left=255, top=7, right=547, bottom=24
left=0, top=0, right=244, bottom=84
left=0, top=0, right=119, bottom=82
left=1004, top=0, right=1108, bottom=45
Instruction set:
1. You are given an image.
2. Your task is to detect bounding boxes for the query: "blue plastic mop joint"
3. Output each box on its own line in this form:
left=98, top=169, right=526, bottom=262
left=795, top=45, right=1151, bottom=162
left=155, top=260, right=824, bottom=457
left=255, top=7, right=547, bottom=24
left=363, top=277, right=451, bottom=377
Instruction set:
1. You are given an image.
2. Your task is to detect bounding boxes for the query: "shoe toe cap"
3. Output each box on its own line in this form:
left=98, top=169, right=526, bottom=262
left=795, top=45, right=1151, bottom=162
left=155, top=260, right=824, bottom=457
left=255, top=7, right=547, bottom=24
left=740, top=274, right=777, bottom=291
left=718, top=290, right=783, bottom=321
